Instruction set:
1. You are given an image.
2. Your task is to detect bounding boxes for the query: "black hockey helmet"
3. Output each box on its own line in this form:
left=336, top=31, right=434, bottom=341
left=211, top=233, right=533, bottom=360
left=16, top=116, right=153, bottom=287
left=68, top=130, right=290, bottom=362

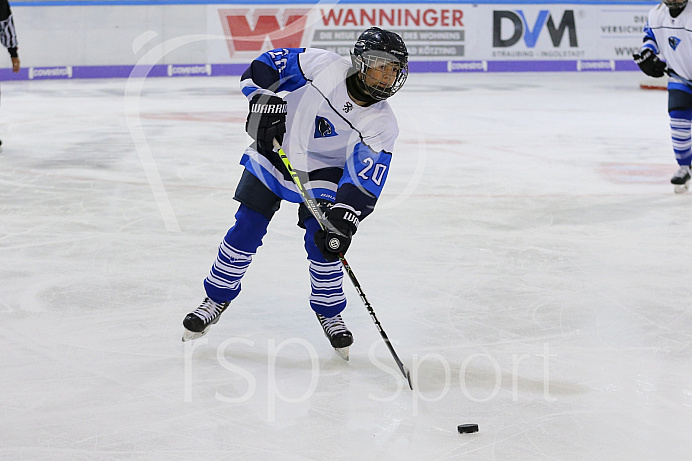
left=663, top=0, right=687, bottom=11
left=351, top=27, right=408, bottom=100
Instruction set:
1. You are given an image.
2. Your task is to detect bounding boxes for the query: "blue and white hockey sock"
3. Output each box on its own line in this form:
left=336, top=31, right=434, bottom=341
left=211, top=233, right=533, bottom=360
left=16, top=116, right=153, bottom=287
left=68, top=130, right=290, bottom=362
left=670, top=109, right=692, bottom=166
left=204, top=204, right=269, bottom=303
left=303, top=216, right=346, bottom=318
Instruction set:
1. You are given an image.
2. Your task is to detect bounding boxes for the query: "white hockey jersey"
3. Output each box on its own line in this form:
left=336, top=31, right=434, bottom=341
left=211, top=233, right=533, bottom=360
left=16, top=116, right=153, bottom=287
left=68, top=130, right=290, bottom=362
left=642, top=3, right=692, bottom=92
left=239, top=48, right=399, bottom=217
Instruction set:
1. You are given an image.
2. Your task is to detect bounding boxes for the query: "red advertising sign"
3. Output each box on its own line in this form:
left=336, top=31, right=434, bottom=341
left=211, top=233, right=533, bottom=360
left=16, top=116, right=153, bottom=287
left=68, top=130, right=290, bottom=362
left=218, top=5, right=466, bottom=59
left=219, top=9, right=311, bottom=56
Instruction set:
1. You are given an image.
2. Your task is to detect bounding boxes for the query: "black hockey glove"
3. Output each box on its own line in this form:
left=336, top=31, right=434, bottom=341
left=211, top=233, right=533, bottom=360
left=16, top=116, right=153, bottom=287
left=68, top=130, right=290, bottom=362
left=245, top=93, right=287, bottom=152
left=314, top=206, right=360, bottom=262
left=633, top=49, right=666, bottom=78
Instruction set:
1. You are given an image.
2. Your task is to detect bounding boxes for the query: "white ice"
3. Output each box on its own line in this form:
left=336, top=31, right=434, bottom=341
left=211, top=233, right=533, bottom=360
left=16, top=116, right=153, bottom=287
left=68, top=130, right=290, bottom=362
left=1, top=72, right=691, bottom=460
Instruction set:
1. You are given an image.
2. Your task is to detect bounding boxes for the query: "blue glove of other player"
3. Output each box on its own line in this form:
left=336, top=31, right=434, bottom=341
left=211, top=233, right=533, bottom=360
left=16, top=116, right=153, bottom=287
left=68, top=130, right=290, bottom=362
left=633, top=49, right=666, bottom=78
left=314, top=206, right=360, bottom=262
left=245, top=93, right=287, bottom=152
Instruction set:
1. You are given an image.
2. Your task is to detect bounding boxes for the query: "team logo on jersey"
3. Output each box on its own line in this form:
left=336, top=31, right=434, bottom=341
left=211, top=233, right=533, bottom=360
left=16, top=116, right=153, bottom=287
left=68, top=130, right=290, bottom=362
left=343, top=101, right=353, bottom=113
left=314, top=116, right=338, bottom=138
left=669, top=36, right=682, bottom=51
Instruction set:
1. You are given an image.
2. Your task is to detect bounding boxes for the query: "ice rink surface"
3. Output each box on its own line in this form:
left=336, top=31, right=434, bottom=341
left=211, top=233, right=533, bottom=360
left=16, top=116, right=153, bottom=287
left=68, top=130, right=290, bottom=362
left=1, top=71, right=691, bottom=460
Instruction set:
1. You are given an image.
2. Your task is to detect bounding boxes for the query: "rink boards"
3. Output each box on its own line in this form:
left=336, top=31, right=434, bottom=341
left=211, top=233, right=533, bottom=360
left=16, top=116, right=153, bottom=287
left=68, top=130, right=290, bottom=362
left=4, top=0, right=657, bottom=79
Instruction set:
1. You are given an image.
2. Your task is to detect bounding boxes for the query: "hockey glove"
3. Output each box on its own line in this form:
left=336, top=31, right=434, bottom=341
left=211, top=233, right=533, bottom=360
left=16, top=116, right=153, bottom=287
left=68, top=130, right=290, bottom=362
left=633, top=49, right=666, bottom=78
left=245, top=93, right=287, bottom=152
left=314, top=206, right=360, bottom=262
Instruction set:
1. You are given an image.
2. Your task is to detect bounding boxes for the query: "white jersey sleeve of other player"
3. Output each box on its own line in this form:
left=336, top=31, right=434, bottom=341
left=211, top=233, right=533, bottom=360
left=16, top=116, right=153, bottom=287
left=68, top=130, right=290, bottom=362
left=240, top=48, right=399, bottom=206
left=643, top=4, right=692, bottom=82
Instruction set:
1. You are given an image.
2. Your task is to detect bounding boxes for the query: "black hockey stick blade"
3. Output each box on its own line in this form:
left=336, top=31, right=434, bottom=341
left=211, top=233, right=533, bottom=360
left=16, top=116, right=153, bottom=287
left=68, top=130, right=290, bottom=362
left=403, top=366, right=413, bottom=390
left=388, top=351, right=413, bottom=390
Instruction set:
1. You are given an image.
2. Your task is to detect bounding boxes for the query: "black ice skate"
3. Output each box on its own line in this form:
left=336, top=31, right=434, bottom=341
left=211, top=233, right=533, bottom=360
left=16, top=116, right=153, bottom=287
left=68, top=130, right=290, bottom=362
left=182, top=297, right=229, bottom=342
left=671, top=165, right=691, bottom=194
left=316, top=313, right=353, bottom=361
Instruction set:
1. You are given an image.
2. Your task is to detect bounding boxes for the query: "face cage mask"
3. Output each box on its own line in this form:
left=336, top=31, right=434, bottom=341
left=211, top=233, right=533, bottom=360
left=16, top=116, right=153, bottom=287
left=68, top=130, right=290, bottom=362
left=356, top=53, right=408, bottom=100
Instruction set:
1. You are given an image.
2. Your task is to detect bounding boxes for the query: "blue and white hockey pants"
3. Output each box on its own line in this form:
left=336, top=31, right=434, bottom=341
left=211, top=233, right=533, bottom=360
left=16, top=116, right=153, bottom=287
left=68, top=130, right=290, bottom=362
left=203, top=204, right=347, bottom=318
left=669, top=89, right=692, bottom=166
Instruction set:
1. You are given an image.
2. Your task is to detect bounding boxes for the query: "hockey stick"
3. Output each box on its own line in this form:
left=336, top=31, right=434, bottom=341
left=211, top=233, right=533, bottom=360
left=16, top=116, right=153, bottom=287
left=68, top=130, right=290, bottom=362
left=272, top=138, right=413, bottom=390
left=666, top=67, right=692, bottom=88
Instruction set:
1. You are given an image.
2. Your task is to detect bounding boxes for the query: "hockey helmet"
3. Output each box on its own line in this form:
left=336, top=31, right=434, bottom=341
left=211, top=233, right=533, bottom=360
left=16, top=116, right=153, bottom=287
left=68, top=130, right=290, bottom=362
left=663, top=0, right=687, bottom=10
left=351, top=27, right=408, bottom=100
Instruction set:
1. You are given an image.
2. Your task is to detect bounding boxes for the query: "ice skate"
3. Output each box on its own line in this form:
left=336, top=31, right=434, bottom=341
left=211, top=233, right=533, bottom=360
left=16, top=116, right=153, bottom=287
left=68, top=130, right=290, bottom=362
left=671, top=165, right=691, bottom=193
left=182, top=297, right=229, bottom=342
left=316, top=313, right=353, bottom=360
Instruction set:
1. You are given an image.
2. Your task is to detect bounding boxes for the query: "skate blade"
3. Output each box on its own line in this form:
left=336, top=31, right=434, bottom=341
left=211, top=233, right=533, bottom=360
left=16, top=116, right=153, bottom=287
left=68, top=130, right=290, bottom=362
left=334, top=347, right=350, bottom=361
left=181, top=327, right=210, bottom=342
left=674, top=182, right=690, bottom=194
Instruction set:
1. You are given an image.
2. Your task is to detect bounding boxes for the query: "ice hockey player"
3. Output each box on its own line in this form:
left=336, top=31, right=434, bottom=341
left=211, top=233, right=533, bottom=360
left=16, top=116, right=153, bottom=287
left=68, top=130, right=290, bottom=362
left=181, top=28, right=408, bottom=360
left=634, top=0, right=692, bottom=192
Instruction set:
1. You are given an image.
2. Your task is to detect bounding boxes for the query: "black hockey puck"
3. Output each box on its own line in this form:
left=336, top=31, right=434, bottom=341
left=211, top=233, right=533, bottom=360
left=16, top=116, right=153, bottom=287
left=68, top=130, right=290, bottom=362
left=457, top=424, right=479, bottom=434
